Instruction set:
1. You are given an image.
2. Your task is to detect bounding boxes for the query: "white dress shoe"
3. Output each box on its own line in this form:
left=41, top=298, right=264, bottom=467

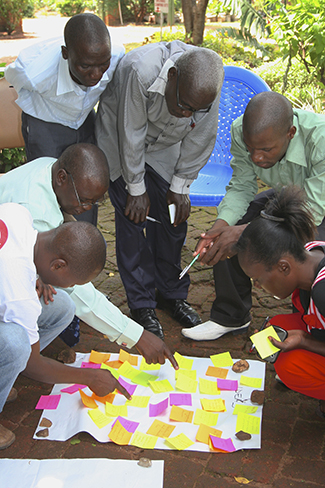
left=181, top=320, right=250, bottom=341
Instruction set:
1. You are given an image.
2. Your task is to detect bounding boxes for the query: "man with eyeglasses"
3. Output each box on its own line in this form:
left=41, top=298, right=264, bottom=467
left=0, top=143, right=178, bottom=368
left=96, top=41, right=224, bottom=338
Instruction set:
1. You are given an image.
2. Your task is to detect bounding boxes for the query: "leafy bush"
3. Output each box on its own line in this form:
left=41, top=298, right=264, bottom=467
left=56, top=0, right=96, bottom=16
left=0, top=0, right=29, bottom=34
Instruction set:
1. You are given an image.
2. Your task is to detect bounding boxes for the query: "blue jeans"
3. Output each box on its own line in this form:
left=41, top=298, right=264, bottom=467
left=0, top=290, right=75, bottom=413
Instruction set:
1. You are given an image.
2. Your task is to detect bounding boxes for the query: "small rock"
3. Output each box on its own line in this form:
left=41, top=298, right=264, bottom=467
left=137, top=457, right=152, bottom=468
left=57, top=349, right=76, bottom=364
left=36, top=428, right=49, bottom=438
left=232, top=359, right=249, bottom=373
left=39, top=418, right=52, bottom=428
left=251, top=389, right=265, bottom=405
left=235, top=430, right=252, bottom=441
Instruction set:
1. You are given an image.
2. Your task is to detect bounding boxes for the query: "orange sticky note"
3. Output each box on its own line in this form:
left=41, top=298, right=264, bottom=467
left=119, top=349, right=138, bottom=366
left=109, top=419, right=132, bottom=445
left=104, top=360, right=123, bottom=369
left=89, top=350, right=111, bottom=364
left=91, top=392, right=115, bottom=405
left=79, top=389, right=98, bottom=409
left=196, top=424, right=222, bottom=444
left=170, top=405, right=194, bottom=423
left=147, top=419, right=175, bottom=438
left=206, top=366, right=228, bottom=379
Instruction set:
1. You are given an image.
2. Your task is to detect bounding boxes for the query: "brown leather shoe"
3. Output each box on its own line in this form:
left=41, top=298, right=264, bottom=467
left=0, top=424, right=15, bottom=450
left=6, top=387, right=17, bottom=404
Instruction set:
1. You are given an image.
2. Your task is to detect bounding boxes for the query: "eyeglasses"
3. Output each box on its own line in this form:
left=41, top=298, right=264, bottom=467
left=65, top=169, right=103, bottom=208
left=176, top=69, right=212, bottom=114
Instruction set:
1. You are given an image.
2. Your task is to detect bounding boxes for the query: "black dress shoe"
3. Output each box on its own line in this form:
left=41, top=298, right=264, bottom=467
left=130, top=308, right=164, bottom=340
left=156, top=292, right=202, bottom=327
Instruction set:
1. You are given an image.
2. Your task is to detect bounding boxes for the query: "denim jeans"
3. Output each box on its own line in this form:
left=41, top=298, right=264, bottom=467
left=0, top=290, right=75, bottom=413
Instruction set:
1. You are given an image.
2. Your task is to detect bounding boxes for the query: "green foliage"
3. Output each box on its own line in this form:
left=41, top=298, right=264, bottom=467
left=56, top=0, right=96, bottom=16
left=222, top=0, right=270, bottom=39
left=271, top=0, right=325, bottom=88
left=0, top=0, right=29, bottom=34
left=0, top=148, right=26, bottom=173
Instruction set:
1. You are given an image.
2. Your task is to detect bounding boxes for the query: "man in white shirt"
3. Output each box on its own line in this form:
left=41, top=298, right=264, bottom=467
left=0, top=203, right=131, bottom=450
left=0, top=144, right=178, bottom=374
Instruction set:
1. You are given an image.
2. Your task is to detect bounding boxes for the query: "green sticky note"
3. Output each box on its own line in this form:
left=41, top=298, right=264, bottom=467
left=240, top=376, right=263, bottom=388
left=210, top=352, right=233, bottom=367
left=149, top=379, right=174, bottom=393
left=100, top=363, right=120, bottom=379
left=132, top=371, right=158, bottom=387
left=236, top=412, right=261, bottom=434
left=250, top=326, right=281, bottom=359
left=232, top=404, right=258, bottom=415
left=174, top=352, right=194, bottom=370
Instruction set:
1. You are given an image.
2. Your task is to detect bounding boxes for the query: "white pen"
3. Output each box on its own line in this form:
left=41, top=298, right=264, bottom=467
left=146, top=216, right=161, bottom=224
left=179, top=254, right=200, bottom=280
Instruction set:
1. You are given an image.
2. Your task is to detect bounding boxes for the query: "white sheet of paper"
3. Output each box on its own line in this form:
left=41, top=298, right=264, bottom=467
left=0, top=458, right=163, bottom=488
left=33, top=353, right=265, bottom=452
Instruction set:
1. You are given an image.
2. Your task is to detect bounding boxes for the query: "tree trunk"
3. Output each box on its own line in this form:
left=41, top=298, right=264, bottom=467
left=182, top=0, right=194, bottom=38
left=192, top=0, right=208, bottom=45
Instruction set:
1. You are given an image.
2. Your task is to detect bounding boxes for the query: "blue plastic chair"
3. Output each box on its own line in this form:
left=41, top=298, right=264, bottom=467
left=189, top=66, right=270, bottom=207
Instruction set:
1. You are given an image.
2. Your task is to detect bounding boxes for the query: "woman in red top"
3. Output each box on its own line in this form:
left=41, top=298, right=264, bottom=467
left=235, top=186, right=325, bottom=414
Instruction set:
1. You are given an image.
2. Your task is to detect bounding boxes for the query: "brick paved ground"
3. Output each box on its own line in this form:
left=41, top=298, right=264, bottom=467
left=1, top=200, right=324, bottom=487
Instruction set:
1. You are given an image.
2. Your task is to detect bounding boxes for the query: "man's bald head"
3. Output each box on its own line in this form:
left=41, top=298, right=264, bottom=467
left=243, top=92, right=293, bottom=138
left=64, top=13, right=110, bottom=50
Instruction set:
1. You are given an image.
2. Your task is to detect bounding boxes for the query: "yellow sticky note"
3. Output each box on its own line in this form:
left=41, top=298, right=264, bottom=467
left=139, top=358, right=161, bottom=371
left=126, top=395, right=150, bottom=408
left=199, top=378, right=220, bottom=395
left=118, top=361, right=139, bottom=380
left=100, top=363, right=120, bottom=379
left=88, top=408, right=113, bottom=428
left=201, top=398, right=226, bottom=412
left=205, top=366, right=228, bottom=379
left=210, top=352, right=233, bottom=367
left=149, top=379, right=174, bottom=393
left=175, top=369, right=197, bottom=380
left=175, top=373, right=197, bottom=393
left=174, top=352, right=194, bottom=370
left=91, top=392, right=115, bottom=405
left=89, top=350, right=111, bottom=364
left=250, top=326, right=281, bottom=359
left=165, top=433, right=195, bottom=450
left=193, top=408, right=219, bottom=427
left=109, top=419, right=132, bottom=445
left=119, top=349, right=138, bottom=366
left=232, top=405, right=258, bottom=415
left=105, top=402, right=128, bottom=418
left=79, top=389, right=98, bottom=409
left=131, top=431, right=158, bottom=449
left=196, top=424, right=222, bottom=444
left=147, top=419, right=175, bottom=438
left=236, top=412, right=261, bottom=435
left=170, top=405, right=194, bottom=423
left=240, top=376, right=263, bottom=388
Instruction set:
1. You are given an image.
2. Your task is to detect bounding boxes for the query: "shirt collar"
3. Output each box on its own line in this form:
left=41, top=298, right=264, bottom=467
left=148, top=59, right=174, bottom=96
left=280, top=113, right=307, bottom=167
left=57, top=57, right=109, bottom=96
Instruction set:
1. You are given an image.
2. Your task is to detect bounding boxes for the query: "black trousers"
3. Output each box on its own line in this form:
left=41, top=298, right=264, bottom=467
left=21, top=111, right=97, bottom=225
left=109, top=165, right=190, bottom=310
left=211, top=190, right=325, bottom=327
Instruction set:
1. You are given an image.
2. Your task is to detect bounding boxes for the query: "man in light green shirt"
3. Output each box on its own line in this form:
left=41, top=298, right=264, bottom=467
left=0, top=143, right=177, bottom=367
left=182, top=91, right=325, bottom=341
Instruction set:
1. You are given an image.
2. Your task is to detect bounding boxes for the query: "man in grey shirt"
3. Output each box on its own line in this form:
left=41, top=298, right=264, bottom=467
left=96, top=41, right=224, bottom=338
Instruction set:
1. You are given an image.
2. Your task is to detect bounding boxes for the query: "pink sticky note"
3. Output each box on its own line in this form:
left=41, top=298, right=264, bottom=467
left=60, top=384, right=87, bottom=394
left=116, top=377, right=137, bottom=396
left=81, top=362, right=101, bottom=369
left=169, top=393, right=192, bottom=406
left=217, top=378, right=238, bottom=391
left=112, top=416, right=139, bottom=433
left=149, top=397, right=169, bottom=417
left=35, top=395, right=61, bottom=410
left=210, top=435, right=236, bottom=452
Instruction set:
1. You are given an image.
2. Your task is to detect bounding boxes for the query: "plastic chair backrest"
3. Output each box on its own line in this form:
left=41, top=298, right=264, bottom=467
left=0, top=78, right=24, bottom=150
left=189, top=66, right=270, bottom=206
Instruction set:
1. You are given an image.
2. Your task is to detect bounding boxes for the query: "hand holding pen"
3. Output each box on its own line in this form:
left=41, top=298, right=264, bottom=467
left=249, top=316, right=270, bottom=353
left=179, top=254, right=200, bottom=280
